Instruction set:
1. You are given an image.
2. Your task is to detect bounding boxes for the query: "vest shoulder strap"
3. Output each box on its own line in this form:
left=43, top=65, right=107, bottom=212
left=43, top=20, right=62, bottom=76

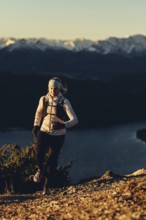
left=57, top=96, right=65, bottom=106
left=42, top=96, right=48, bottom=119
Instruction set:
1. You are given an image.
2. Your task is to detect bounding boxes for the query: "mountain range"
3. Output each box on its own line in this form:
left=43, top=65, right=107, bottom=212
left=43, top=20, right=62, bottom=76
left=1, top=35, right=146, bottom=79
left=1, top=34, right=146, bottom=54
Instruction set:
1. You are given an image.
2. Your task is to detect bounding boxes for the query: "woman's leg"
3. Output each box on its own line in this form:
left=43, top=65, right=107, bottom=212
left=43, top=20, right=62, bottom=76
left=43, top=135, right=65, bottom=192
left=34, top=132, right=48, bottom=182
left=46, top=135, right=65, bottom=174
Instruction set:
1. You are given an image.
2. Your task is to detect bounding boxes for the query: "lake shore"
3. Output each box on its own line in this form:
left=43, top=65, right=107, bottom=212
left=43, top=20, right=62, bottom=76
left=0, top=169, right=146, bottom=220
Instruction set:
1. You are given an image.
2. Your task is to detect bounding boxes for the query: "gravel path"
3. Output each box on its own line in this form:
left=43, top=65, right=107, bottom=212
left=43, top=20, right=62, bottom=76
left=0, top=170, right=146, bottom=220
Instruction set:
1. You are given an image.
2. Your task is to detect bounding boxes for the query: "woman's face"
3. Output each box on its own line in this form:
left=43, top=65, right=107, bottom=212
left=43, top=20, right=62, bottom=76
left=49, top=87, right=59, bottom=97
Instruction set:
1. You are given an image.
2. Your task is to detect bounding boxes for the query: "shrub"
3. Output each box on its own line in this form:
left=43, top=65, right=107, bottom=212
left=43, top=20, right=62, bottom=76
left=0, top=144, right=38, bottom=194
left=0, top=144, right=71, bottom=194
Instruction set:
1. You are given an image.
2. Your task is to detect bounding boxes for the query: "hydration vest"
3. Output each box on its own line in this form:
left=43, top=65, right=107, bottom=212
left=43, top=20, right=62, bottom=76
left=42, top=96, right=66, bottom=130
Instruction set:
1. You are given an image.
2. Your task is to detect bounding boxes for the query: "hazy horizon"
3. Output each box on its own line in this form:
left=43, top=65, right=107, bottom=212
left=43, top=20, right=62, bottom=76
left=1, top=33, right=146, bottom=42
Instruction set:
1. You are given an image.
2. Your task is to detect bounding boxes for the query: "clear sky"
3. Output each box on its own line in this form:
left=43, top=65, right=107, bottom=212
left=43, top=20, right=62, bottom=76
left=0, top=0, right=146, bottom=40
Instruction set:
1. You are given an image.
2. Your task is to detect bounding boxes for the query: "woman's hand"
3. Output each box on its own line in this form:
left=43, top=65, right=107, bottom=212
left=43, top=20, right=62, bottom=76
left=52, top=116, right=64, bottom=124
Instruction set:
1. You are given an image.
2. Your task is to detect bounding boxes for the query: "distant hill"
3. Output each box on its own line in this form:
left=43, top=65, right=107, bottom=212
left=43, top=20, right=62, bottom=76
left=0, top=74, right=146, bottom=130
left=0, top=35, right=146, bottom=80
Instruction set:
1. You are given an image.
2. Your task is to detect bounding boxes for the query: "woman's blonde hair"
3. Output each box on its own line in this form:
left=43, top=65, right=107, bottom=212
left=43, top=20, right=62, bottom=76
left=49, top=77, right=68, bottom=94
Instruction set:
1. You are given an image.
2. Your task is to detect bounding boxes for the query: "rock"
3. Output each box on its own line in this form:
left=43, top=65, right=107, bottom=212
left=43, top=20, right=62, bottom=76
left=126, top=168, right=146, bottom=176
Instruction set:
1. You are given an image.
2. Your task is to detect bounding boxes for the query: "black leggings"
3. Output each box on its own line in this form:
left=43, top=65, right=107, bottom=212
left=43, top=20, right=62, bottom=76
left=36, top=131, right=65, bottom=176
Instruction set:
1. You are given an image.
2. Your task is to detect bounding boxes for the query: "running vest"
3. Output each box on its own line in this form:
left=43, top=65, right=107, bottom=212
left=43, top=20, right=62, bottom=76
left=42, top=96, right=66, bottom=130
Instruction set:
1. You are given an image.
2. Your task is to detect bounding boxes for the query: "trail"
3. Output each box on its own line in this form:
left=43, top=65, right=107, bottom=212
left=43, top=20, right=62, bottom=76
left=0, top=169, right=146, bottom=220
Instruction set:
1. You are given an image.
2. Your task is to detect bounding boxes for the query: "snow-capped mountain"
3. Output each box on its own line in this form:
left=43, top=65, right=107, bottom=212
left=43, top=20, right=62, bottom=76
left=94, top=35, right=146, bottom=54
left=0, top=37, right=94, bottom=52
left=1, top=35, right=146, bottom=54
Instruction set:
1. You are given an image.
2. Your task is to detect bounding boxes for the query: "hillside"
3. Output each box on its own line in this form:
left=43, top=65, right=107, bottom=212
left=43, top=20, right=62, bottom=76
left=0, top=169, right=146, bottom=220
left=1, top=74, right=146, bottom=130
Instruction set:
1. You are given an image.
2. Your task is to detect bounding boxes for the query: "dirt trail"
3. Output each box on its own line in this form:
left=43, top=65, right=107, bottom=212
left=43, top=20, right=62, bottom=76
left=0, top=169, right=146, bottom=220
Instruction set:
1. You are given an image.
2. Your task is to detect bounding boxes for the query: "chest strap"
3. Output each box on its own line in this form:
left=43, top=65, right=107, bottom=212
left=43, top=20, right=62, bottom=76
left=42, top=96, right=65, bottom=118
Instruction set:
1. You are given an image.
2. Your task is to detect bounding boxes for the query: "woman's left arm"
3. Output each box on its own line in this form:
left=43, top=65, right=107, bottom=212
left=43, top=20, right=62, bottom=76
left=63, top=99, right=78, bottom=128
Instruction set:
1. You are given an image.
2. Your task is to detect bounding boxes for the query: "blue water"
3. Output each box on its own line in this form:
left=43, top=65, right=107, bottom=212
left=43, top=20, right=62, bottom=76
left=0, top=123, right=146, bottom=183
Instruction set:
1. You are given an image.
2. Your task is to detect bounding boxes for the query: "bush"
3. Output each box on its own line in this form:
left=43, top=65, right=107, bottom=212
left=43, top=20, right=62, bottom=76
left=0, top=144, right=38, bottom=194
left=0, top=144, right=71, bottom=194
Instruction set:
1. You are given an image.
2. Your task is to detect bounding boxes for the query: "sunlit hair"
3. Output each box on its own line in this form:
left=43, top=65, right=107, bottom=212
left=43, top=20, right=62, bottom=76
left=49, top=77, right=68, bottom=94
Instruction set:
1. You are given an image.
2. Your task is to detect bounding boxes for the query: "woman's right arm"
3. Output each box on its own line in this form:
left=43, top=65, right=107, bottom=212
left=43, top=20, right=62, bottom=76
left=34, top=96, right=44, bottom=127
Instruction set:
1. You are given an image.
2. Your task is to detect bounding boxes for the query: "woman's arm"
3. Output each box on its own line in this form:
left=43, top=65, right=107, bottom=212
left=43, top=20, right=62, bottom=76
left=63, top=99, right=78, bottom=128
left=34, top=96, right=44, bottom=126
left=51, top=98, right=78, bottom=128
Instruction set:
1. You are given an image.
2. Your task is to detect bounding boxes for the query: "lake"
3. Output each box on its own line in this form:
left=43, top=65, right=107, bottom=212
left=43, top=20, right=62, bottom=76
left=0, top=122, right=146, bottom=183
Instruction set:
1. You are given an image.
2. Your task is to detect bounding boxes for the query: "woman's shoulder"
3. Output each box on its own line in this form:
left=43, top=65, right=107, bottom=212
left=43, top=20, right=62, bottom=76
left=63, top=97, right=72, bottom=106
left=39, top=94, right=48, bottom=102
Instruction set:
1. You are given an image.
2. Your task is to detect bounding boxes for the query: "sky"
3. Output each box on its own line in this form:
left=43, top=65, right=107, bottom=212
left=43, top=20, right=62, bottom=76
left=0, top=0, right=146, bottom=40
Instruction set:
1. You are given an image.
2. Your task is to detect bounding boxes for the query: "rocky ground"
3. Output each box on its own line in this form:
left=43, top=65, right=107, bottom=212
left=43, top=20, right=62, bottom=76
left=0, top=169, right=146, bottom=220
